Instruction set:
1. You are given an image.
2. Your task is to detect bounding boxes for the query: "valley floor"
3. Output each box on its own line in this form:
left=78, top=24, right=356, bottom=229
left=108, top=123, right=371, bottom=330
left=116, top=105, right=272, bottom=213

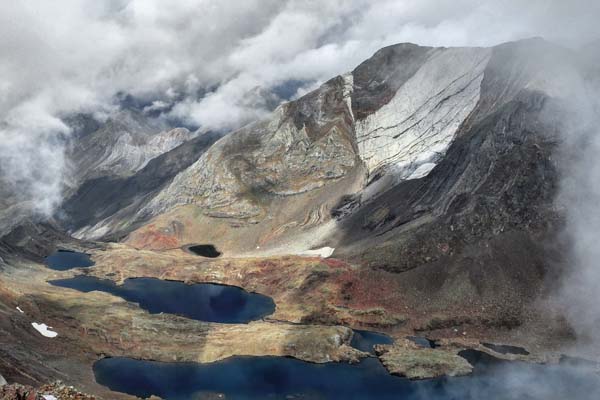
left=0, top=241, right=587, bottom=399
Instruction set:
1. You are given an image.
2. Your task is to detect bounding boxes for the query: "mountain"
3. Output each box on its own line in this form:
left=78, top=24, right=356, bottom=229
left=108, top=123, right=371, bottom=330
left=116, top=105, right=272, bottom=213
left=105, top=38, right=570, bottom=328
left=40, top=37, right=582, bottom=333
left=64, top=109, right=196, bottom=185
left=59, top=130, right=222, bottom=240
left=119, top=39, right=565, bottom=243
left=1, top=38, right=598, bottom=396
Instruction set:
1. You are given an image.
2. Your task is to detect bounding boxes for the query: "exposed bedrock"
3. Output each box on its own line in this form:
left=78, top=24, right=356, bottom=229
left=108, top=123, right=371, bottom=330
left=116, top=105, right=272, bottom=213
left=136, top=45, right=492, bottom=226
left=60, top=131, right=222, bottom=240
left=65, top=109, right=195, bottom=185
left=354, top=46, right=491, bottom=179
left=140, top=74, right=359, bottom=222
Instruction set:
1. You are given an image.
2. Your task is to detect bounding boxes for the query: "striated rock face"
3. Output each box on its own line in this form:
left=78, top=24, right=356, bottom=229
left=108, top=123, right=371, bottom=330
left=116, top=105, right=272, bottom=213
left=351, top=43, right=434, bottom=120
left=129, top=39, right=560, bottom=232
left=141, top=74, right=358, bottom=220
left=111, top=45, right=491, bottom=232
left=354, top=46, right=490, bottom=179
left=94, top=126, right=194, bottom=176
left=59, top=132, right=222, bottom=240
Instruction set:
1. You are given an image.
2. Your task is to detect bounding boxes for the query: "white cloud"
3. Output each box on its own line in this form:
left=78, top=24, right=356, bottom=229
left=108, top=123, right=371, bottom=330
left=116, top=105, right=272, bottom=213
left=0, top=0, right=599, bottom=218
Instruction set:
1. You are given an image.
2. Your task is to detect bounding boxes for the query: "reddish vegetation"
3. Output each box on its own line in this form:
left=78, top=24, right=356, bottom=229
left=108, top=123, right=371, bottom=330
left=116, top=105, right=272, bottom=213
left=333, top=269, right=407, bottom=313
left=322, top=258, right=350, bottom=269
left=239, top=255, right=410, bottom=323
left=255, top=260, right=278, bottom=269
left=437, top=243, right=450, bottom=254
left=128, top=225, right=179, bottom=250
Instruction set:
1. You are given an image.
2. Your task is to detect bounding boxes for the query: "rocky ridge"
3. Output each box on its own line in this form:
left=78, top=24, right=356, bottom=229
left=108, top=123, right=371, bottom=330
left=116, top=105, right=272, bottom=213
left=65, top=110, right=196, bottom=186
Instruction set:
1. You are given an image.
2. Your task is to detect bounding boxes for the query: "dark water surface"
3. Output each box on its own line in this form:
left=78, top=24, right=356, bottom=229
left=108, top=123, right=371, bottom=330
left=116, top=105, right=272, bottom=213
left=93, top=350, right=600, bottom=400
left=481, top=342, right=530, bottom=355
left=44, top=250, right=94, bottom=271
left=49, top=276, right=275, bottom=323
left=407, top=335, right=437, bottom=349
left=187, top=244, right=222, bottom=258
left=350, top=329, right=394, bottom=353
left=47, top=254, right=600, bottom=399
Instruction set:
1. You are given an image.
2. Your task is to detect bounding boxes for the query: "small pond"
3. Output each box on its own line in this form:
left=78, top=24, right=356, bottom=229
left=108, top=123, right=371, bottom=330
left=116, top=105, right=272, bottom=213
left=407, top=335, right=437, bottom=349
left=44, top=250, right=94, bottom=271
left=49, top=276, right=275, bottom=323
left=93, top=350, right=600, bottom=400
left=187, top=244, right=222, bottom=258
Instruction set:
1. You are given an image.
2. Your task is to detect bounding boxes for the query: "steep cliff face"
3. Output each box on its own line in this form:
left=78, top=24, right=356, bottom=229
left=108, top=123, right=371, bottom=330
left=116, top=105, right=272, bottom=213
left=118, top=45, right=492, bottom=236
left=335, top=38, right=573, bottom=246
left=354, top=46, right=490, bottom=180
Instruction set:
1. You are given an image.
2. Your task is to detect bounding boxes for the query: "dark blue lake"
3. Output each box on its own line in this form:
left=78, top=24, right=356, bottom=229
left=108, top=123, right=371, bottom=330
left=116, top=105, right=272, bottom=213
left=187, top=244, right=222, bottom=258
left=49, top=276, right=275, bottom=323
left=44, top=250, right=94, bottom=271
left=350, top=329, right=394, bottom=353
left=93, top=350, right=600, bottom=400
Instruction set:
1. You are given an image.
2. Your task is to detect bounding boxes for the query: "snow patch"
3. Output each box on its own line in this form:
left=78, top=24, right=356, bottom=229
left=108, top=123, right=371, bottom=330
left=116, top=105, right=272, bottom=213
left=342, top=73, right=354, bottom=121
left=299, top=246, right=335, bottom=258
left=407, top=162, right=437, bottom=179
left=43, top=395, right=58, bottom=400
left=32, top=322, right=58, bottom=338
left=16, top=306, right=24, bottom=313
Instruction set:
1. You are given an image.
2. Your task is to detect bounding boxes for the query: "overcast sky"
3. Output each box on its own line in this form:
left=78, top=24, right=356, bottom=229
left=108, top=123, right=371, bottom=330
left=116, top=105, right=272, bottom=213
left=1, top=0, right=600, bottom=214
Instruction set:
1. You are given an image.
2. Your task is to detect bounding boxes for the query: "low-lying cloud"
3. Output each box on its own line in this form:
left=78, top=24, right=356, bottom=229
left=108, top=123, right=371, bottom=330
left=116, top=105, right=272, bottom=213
left=552, top=58, right=600, bottom=347
left=1, top=0, right=599, bottom=218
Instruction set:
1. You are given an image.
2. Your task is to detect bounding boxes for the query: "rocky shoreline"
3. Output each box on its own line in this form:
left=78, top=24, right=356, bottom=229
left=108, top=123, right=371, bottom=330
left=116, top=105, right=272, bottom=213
left=0, top=240, right=582, bottom=399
